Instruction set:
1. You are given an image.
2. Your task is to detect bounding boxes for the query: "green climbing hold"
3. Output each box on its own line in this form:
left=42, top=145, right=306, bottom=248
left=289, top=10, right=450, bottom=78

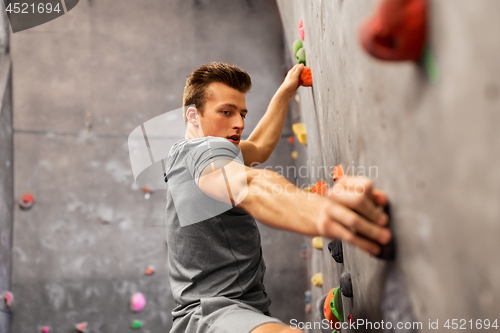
left=296, top=47, right=306, bottom=65
left=293, top=39, right=303, bottom=56
left=131, top=320, right=142, bottom=329
left=423, top=46, right=439, bottom=84
left=330, top=287, right=344, bottom=322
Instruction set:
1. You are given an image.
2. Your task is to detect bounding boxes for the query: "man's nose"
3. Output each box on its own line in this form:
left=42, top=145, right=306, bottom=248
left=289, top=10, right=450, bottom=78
left=233, top=115, right=244, bottom=130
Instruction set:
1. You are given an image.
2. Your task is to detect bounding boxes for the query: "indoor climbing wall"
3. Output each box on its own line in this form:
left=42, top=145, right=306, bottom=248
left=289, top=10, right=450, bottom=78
left=278, top=0, right=500, bottom=332
left=9, top=0, right=306, bottom=332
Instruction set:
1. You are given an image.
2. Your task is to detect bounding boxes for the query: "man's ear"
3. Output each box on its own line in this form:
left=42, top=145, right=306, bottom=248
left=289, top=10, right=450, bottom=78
left=186, top=107, right=199, bottom=126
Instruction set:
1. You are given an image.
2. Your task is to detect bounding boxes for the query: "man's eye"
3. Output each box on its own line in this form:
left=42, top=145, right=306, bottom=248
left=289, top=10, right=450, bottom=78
left=222, top=111, right=230, bottom=115
left=241, top=114, right=246, bottom=119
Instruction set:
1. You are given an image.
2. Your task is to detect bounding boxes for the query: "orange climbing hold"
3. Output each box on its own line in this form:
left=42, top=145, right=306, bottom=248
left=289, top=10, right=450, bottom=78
left=299, top=67, right=312, bottom=87
left=324, top=288, right=341, bottom=326
left=359, top=0, right=427, bottom=62
left=333, top=164, right=345, bottom=181
left=311, top=181, right=328, bottom=196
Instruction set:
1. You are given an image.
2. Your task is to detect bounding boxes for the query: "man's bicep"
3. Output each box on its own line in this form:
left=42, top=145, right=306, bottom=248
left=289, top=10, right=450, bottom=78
left=198, top=159, right=250, bottom=206
left=239, top=140, right=263, bottom=166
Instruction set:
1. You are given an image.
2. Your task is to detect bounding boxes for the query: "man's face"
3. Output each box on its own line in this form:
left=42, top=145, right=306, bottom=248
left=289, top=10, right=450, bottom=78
left=198, top=82, right=247, bottom=145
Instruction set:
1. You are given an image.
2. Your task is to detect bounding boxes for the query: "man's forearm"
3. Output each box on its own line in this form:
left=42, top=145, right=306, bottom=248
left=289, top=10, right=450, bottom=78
left=246, top=88, right=292, bottom=160
left=238, top=168, right=324, bottom=235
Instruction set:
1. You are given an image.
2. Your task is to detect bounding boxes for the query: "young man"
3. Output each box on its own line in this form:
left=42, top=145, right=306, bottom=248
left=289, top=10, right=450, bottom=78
left=164, top=62, right=391, bottom=333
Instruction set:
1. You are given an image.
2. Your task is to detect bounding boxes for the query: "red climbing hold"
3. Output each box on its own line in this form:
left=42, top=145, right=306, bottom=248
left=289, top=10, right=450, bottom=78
left=348, top=314, right=353, bottom=324
left=311, top=181, right=328, bottom=196
left=3, top=291, right=13, bottom=308
left=19, top=193, right=35, bottom=210
left=359, top=0, right=427, bottom=62
left=333, top=164, right=345, bottom=181
left=145, top=265, right=155, bottom=275
left=288, top=136, right=294, bottom=144
left=299, top=67, right=312, bottom=87
left=41, top=327, right=51, bottom=333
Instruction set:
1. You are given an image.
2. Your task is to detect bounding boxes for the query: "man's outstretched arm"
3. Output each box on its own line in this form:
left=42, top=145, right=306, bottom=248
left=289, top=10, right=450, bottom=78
left=239, top=64, right=304, bottom=166
left=198, top=160, right=392, bottom=256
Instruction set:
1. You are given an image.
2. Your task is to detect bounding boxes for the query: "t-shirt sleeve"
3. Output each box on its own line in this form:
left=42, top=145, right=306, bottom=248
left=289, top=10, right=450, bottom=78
left=186, top=137, right=245, bottom=185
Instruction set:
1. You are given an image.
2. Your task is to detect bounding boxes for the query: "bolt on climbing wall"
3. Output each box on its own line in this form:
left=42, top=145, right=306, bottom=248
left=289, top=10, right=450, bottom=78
left=278, top=0, right=500, bottom=332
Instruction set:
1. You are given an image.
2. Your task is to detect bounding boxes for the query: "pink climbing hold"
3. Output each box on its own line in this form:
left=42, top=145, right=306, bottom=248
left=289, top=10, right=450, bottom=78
left=298, top=19, right=305, bottom=40
left=41, top=326, right=51, bottom=333
left=75, top=321, right=88, bottom=333
left=3, top=291, right=13, bottom=308
left=305, top=303, right=312, bottom=314
left=130, top=292, right=146, bottom=312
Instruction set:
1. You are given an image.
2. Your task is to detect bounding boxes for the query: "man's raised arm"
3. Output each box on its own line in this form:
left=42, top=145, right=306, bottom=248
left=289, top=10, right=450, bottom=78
left=239, top=64, right=304, bottom=166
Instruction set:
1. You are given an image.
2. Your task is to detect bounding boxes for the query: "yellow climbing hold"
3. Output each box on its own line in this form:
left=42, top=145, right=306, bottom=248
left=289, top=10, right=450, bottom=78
left=292, top=123, right=307, bottom=145
left=311, top=273, right=323, bottom=287
left=303, top=186, right=312, bottom=192
left=312, top=237, right=323, bottom=250
left=291, top=151, right=298, bottom=159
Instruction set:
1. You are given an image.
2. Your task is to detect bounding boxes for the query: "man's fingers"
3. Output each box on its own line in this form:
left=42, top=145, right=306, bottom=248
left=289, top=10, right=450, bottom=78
left=372, top=190, right=388, bottom=206
left=325, top=203, right=392, bottom=244
left=330, top=183, right=388, bottom=226
left=324, top=223, right=381, bottom=256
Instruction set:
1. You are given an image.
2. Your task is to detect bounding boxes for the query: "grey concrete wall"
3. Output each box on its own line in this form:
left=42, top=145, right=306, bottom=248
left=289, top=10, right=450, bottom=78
left=278, top=0, right=500, bottom=332
left=11, top=0, right=307, bottom=332
left=0, top=3, right=12, bottom=333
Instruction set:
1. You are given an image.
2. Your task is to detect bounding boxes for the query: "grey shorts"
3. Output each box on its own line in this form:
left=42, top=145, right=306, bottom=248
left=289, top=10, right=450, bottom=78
left=170, top=297, right=284, bottom=333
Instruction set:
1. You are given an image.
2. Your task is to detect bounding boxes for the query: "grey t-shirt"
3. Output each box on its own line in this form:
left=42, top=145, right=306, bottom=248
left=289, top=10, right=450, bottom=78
left=164, top=137, right=270, bottom=320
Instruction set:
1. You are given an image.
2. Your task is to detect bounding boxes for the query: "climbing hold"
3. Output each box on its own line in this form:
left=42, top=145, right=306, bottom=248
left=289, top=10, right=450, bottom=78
left=299, top=67, right=312, bottom=87
left=75, top=321, right=88, bottom=333
left=292, top=39, right=303, bottom=56
left=303, top=186, right=312, bottom=192
left=340, top=272, right=353, bottom=298
left=323, top=288, right=342, bottom=325
left=348, top=314, right=353, bottom=324
left=311, top=181, right=328, bottom=196
left=304, top=290, right=312, bottom=304
left=41, top=327, right=51, bottom=333
left=19, top=193, right=35, bottom=210
left=142, top=186, right=150, bottom=193
left=317, top=293, right=340, bottom=333
left=299, top=249, right=308, bottom=259
left=359, top=0, right=427, bottom=62
left=305, top=302, right=312, bottom=314
left=377, top=236, right=396, bottom=260
left=145, top=265, right=155, bottom=275
left=333, top=164, right=345, bottom=181
left=311, top=273, right=323, bottom=287
left=130, top=292, right=146, bottom=312
left=288, top=136, right=294, bottom=144
left=291, top=151, right=298, bottom=159
left=423, top=46, right=440, bottom=83
left=376, top=203, right=396, bottom=260
left=330, top=287, right=344, bottom=322
left=328, top=240, right=343, bottom=263
left=131, top=320, right=143, bottom=329
left=294, top=93, right=300, bottom=103
left=3, top=291, right=13, bottom=308
left=312, top=237, right=323, bottom=250
left=296, top=47, right=306, bottom=65
left=292, top=123, right=307, bottom=145
left=298, top=19, right=305, bottom=40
